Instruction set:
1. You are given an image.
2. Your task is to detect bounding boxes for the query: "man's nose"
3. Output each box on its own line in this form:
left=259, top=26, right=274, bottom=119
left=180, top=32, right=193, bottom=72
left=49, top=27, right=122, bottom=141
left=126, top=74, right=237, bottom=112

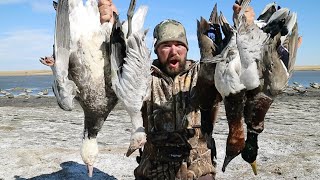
left=170, top=44, right=178, bottom=54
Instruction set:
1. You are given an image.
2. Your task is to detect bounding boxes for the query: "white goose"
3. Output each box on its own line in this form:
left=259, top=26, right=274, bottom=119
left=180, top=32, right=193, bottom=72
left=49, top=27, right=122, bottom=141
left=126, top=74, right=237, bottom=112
left=41, top=0, right=149, bottom=177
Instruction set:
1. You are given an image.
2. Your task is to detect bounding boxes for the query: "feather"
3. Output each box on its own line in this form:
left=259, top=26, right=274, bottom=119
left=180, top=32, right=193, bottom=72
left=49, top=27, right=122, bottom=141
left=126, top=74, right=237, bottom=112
left=110, top=3, right=150, bottom=157
left=52, top=0, right=117, bottom=177
left=52, top=0, right=78, bottom=111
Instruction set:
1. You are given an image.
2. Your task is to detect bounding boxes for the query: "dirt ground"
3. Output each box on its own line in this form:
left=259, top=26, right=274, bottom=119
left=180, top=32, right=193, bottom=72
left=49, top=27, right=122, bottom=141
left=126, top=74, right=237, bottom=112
left=0, top=89, right=319, bottom=180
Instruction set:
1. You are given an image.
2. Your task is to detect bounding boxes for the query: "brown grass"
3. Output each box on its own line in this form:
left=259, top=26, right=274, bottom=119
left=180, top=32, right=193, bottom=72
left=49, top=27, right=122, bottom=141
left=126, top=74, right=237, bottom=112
left=294, top=65, right=320, bottom=71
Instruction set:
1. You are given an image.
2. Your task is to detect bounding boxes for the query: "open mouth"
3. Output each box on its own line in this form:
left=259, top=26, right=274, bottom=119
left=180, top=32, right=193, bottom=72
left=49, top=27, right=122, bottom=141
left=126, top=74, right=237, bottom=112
left=169, top=60, right=179, bottom=67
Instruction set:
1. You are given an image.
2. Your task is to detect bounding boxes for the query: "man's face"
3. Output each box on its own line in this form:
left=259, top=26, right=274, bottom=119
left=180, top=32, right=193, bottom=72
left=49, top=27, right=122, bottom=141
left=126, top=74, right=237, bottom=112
left=156, top=41, right=187, bottom=77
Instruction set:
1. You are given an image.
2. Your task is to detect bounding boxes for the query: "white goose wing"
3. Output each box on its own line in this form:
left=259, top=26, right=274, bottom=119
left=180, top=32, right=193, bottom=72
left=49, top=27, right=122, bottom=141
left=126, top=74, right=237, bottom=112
left=52, top=0, right=78, bottom=111
left=110, top=4, right=150, bottom=156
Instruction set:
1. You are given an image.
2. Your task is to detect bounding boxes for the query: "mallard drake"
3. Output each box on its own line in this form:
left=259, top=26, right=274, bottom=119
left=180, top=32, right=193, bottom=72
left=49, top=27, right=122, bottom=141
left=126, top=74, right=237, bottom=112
left=41, top=0, right=149, bottom=177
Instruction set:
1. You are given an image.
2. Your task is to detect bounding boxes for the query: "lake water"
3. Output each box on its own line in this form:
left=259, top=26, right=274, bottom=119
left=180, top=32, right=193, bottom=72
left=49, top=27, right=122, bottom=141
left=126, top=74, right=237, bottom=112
left=0, top=71, right=319, bottom=97
left=0, top=75, right=54, bottom=96
left=288, top=71, right=320, bottom=86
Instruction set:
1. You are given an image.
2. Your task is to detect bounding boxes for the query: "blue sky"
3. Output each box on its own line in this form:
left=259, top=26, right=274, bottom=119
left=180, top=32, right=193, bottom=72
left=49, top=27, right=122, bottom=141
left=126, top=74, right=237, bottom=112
left=0, top=0, right=318, bottom=71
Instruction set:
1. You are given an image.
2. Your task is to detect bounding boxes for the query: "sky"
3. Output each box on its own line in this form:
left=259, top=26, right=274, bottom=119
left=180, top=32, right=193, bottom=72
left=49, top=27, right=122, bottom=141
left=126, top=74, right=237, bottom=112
left=0, top=0, right=318, bottom=71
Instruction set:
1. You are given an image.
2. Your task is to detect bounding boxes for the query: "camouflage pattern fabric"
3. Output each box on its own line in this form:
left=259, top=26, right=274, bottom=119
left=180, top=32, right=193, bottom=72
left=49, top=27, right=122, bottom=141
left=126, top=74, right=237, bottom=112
left=134, top=60, right=216, bottom=180
left=153, top=19, right=189, bottom=50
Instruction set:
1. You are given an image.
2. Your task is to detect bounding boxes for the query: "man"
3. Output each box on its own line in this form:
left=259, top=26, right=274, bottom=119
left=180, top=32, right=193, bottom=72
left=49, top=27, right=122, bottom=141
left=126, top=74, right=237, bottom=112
left=99, top=0, right=219, bottom=179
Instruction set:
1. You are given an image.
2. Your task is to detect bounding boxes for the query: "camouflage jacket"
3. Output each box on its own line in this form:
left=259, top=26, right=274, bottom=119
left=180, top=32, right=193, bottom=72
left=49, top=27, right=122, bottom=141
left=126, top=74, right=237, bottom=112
left=135, top=59, right=216, bottom=179
left=142, top=59, right=201, bottom=133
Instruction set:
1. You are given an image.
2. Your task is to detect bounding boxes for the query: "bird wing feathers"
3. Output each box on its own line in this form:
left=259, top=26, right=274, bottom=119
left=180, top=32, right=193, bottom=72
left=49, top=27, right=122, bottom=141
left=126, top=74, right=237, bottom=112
left=53, top=0, right=113, bottom=111
left=287, top=23, right=299, bottom=76
left=110, top=4, right=150, bottom=155
left=52, top=0, right=77, bottom=111
left=260, top=6, right=299, bottom=95
left=111, top=6, right=150, bottom=116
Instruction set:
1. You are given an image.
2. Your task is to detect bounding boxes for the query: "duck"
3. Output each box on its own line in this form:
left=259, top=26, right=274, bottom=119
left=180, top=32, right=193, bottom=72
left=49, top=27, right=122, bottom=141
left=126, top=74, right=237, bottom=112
left=197, top=3, right=247, bottom=171
left=40, top=0, right=149, bottom=177
left=208, top=8, right=247, bottom=174
left=215, top=0, right=300, bottom=175
left=196, top=3, right=224, bottom=162
left=255, top=2, right=280, bottom=28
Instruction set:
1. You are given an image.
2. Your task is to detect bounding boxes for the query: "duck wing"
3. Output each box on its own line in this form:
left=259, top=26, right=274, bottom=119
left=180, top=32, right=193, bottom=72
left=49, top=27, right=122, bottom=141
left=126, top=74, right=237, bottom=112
left=257, top=2, right=278, bottom=22
left=260, top=7, right=299, bottom=95
left=287, top=22, right=299, bottom=76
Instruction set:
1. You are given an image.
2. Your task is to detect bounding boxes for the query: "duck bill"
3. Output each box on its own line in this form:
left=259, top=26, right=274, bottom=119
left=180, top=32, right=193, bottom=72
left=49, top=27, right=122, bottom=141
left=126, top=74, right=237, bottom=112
left=222, top=154, right=237, bottom=172
left=250, top=160, right=258, bottom=175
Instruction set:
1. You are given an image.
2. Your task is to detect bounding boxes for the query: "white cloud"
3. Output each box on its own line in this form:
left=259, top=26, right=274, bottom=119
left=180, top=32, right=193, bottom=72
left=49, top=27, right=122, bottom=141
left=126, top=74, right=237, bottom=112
left=0, top=0, right=54, bottom=13
left=0, top=29, right=53, bottom=70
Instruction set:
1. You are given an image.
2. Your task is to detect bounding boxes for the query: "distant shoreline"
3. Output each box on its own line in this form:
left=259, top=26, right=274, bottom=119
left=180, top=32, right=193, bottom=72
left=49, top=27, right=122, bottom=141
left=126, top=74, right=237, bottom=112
left=293, top=66, right=320, bottom=71
left=0, top=70, right=52, bottom=76
left=0, top=66, right=319, bottom=76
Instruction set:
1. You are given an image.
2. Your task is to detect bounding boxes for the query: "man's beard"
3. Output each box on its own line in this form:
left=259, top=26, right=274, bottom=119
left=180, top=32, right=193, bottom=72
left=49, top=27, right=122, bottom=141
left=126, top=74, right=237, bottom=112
left=161, top=58, right=187, bottom=78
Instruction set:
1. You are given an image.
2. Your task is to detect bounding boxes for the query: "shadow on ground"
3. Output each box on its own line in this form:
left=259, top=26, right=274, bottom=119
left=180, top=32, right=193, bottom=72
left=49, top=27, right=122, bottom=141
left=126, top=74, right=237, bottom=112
left=14, top=161, right=117, bottom=180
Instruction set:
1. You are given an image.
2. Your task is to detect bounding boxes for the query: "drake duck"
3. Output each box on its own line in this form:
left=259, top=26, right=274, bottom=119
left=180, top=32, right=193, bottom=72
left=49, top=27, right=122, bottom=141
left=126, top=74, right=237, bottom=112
left=215, top=0, right=300, bottom=175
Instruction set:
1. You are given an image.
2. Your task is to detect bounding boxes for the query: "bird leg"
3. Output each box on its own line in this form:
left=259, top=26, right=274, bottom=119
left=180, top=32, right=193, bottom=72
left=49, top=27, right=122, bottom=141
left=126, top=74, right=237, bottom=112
left=242, top=89, right=273, bottom=175
left=222, top=90, right=246, bottom=172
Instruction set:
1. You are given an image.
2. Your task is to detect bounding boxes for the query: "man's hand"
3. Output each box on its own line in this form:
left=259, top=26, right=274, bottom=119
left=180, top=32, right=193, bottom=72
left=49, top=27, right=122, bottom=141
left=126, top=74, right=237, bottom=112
left=98, top=0, right=118, bottom=24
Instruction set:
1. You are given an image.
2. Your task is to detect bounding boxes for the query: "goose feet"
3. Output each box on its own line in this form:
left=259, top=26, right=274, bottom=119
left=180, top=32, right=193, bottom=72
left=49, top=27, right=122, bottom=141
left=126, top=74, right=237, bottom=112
left=39, top=56, right=55, bottom=67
